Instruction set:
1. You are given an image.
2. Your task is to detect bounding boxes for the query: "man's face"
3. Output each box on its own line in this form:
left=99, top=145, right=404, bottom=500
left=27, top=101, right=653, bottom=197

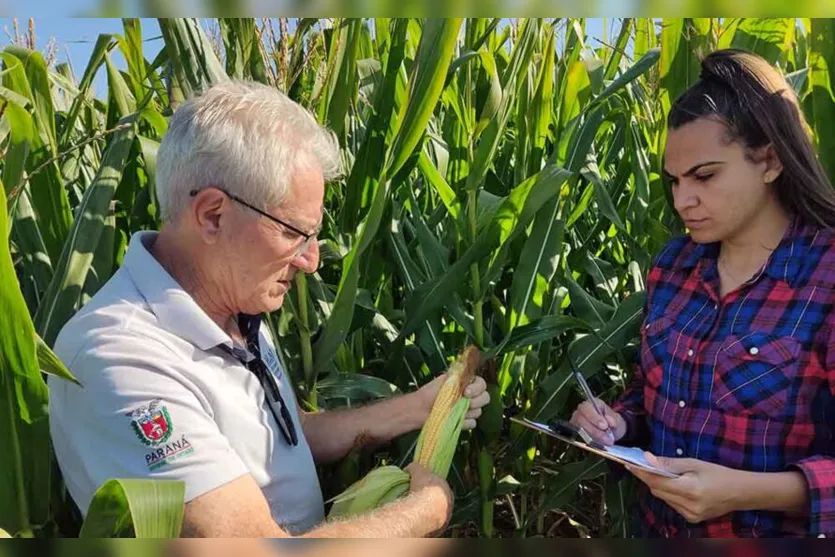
left=219, top=164, right=325, bottom=315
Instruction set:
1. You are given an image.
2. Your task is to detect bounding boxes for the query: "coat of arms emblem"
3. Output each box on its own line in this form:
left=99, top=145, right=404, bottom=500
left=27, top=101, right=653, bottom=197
left=126, top=399, right=173, bottom=446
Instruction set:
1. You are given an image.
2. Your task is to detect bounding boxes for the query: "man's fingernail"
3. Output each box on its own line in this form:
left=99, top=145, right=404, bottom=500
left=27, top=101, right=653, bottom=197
left=607, top=432, right=615, bottom=443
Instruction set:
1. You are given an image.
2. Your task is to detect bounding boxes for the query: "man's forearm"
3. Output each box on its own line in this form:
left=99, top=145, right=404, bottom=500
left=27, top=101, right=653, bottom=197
left=303, top=491, right=445, bottom=538
left=301, top=393, right=428, bottom=464
left=733, top=470, right=808, bottom=514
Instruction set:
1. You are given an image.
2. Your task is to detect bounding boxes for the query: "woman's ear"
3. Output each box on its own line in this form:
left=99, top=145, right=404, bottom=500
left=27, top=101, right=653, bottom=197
left=760, top=143, right=783, bottom=184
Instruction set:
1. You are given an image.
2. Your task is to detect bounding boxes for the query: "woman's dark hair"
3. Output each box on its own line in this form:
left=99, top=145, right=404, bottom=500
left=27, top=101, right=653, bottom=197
left=668, top=48, right=835, bottom=229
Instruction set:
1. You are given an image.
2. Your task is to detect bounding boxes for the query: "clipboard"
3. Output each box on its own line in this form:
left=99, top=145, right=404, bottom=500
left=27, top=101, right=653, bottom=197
left=511, top=416, right=680, bottom=479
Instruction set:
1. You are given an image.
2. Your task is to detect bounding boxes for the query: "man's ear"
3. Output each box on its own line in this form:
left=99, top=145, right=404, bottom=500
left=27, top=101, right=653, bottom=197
left=191, top=188, right=228, bottom=244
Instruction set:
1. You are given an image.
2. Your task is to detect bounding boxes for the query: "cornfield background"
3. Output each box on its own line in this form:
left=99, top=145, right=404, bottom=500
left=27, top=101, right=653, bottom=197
left=0, top=17, right=831, bottom=538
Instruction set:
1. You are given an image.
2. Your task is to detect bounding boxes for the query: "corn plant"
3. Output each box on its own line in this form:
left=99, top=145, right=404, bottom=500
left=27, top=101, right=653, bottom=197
left=0, top=17, right=828, bottom=538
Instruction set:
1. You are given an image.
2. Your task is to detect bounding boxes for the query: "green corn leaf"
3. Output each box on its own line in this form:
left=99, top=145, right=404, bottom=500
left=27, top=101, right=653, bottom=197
left=659, top=18, right=712, bottom=115
left=728, top=18, right=794, bottom=64
left=603, top=18, right=633, bottom=82
left=386, top=18, right=463, bottom=178
left=805, top=19, right=835, bottom=181
left=400, top=165, right=572, bottom=340
left=528, top=23, right=555, bottom=178
left=590, top=47, right=660, bottom=108
left=157, top=18, right=226, bottom=99
left=34, top=115, right=138, bottom=346
left=506, top=201, right=564, bottom=330
left=487, top=315, right=592, bottom=359
left=312, top=18, right=462, bottom=377
left=80, top=479, right=186, bottom=538
left=2, top=51, right=72, bottom=266
left=532, top=291, right=646, bottom=423
left=59, top=34, right=113, bottom=148
left=465, top=18, right=539, bottom=193
left=0, top=179, right=51, bottom=537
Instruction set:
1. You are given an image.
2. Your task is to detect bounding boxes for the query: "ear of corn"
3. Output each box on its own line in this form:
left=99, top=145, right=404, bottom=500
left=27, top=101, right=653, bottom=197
left=327, top=465, right=410, bottom=519
left=419, top=396, right=470, bottom=479
left=326, top=346, right=481, bottom=519
left=414, top=346, right=480, bottom=475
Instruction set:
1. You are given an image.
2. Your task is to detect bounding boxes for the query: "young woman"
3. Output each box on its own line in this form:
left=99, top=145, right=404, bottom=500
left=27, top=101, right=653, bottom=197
left=571, top=48, right=835, bottom=537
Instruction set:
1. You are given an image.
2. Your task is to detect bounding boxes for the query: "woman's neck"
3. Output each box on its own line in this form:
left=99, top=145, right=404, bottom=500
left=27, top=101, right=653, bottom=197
left=719, top=203, right=791, bottom=277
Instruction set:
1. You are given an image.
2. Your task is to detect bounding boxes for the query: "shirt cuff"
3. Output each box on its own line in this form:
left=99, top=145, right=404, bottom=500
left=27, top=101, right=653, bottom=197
left=789, top=455, right=835, bottom=537
left=614, top=408, right=649, bottom=448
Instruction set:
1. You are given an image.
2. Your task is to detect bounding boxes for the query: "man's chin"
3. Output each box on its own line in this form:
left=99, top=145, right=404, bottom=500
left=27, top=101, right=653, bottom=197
left=264, top=292, right=286, bottom=313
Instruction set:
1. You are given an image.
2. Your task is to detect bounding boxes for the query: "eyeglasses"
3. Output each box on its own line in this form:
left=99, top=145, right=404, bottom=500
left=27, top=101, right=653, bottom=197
left=190, top=187, right=319, bottom=257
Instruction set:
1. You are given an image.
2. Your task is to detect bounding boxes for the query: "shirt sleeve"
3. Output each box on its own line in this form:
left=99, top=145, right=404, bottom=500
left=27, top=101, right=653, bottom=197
left=788, top=456, right=835, bottom=537
left=612, top=293, right=652, bottom=448
left=786, top=313, right=835, bottom=537
left=49, top=332, right=249, bottom=515
left=612, top=361, right=651, bottom=448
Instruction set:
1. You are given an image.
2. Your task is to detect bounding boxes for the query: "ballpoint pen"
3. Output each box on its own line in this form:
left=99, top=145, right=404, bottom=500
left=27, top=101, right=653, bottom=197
left=569, top=358, right=615, bottom=442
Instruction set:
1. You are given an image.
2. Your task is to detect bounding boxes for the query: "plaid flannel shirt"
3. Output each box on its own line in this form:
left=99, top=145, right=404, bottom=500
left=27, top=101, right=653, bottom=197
left=614, top=219, right=835, bottom=537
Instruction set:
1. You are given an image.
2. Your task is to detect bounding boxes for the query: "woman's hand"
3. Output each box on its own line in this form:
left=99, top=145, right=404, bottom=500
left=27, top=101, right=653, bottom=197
left=627, top=453, right=810, bottom=523
left=626, top=453, right=745, bottom=524
left=570, top=398, right=628, bottom=445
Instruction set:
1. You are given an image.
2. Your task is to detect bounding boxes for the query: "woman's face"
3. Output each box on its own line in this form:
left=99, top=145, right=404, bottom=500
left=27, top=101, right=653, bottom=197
left=664, top=117, right=782, bottom=244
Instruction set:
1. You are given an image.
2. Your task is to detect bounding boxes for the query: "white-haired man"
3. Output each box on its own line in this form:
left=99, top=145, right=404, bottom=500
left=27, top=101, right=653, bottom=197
left=48, top=80, right=489, bottom=538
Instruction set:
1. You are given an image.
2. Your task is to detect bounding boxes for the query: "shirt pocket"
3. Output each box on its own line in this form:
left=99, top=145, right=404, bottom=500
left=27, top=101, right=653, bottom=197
left=640, top=314, right=676, bottom=392
left=712, top=332, right=800, bottom=419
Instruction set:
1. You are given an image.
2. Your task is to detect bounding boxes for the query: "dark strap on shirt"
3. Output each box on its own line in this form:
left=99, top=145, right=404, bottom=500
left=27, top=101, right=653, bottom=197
left=218, top=313, right=298, bottom=447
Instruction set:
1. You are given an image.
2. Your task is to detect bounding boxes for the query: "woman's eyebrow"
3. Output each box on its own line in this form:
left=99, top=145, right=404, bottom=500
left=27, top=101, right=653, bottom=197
left=663, top=160, right=725, bottom=180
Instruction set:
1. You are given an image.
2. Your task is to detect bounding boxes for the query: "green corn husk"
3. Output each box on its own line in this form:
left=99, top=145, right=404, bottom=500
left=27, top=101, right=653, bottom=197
left=327, top=346, right=480, bottom=519
left=327, top=465, right=410, bottom=519
left=414, top=396, right=470, bottom=479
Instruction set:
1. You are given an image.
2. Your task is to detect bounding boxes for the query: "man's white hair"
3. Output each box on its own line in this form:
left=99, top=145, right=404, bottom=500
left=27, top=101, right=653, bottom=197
left=155, top=80, right=341, bottom=223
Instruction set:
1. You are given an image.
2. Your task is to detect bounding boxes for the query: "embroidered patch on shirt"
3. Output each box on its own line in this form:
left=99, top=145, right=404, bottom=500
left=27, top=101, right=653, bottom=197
left=126, top=399, right=194, bottom=470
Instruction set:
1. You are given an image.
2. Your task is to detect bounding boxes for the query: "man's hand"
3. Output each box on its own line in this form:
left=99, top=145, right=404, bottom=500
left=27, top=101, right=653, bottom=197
left=570, top=398, right=627, bottom=445
left=404, top=462, right=453, bottom=535
left=417, top=374, right=490, bottom=430
left=625, top=453, right=744, bottom=524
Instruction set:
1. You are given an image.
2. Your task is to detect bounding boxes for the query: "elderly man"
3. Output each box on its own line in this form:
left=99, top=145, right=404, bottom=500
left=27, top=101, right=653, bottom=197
left=48, top=80, right=489, bottom=538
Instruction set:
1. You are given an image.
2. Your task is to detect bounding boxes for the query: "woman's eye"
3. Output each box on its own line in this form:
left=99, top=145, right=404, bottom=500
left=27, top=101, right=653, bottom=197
left=695, top=173, right=713, bottom=183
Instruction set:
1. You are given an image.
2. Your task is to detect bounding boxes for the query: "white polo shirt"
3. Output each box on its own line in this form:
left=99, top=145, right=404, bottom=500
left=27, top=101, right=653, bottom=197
left=48, top=231, right=325, bottom=535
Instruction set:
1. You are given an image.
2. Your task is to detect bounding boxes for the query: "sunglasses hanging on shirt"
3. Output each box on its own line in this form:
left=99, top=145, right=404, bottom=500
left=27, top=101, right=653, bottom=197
left=217, top=314, right=299, bottom=447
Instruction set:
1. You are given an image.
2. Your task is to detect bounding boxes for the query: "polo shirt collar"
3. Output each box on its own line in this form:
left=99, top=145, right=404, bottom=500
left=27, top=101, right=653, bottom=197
left=122, top=231, right=233, bottom=351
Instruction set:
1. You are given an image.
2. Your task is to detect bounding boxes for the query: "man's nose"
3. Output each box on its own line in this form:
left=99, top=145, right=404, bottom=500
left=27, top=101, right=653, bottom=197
left=292, top=240, right=319, bottom=274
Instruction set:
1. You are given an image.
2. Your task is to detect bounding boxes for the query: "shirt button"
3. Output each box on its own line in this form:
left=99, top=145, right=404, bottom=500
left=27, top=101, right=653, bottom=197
left=818, top=534, right=826, bottom=538
left=687, top=349, right=694, bottom=357
left=676, top=448, right=684, bottom=456
left=678, top=400, right=686, bottom=408
left=749, top=347, right=759, bottom=356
